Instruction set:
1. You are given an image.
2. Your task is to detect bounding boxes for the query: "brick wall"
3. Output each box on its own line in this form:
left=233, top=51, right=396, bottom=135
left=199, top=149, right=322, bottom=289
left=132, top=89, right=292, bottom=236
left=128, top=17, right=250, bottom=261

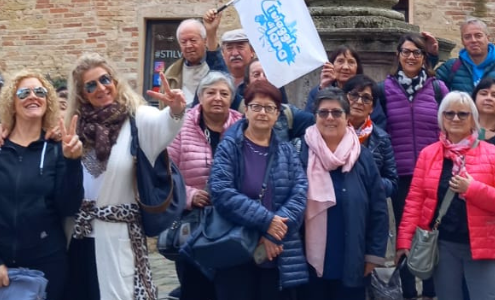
left=0, top=0, right=240, bottom=87
left=1, top=0, right=495, bottom=89
left=414, top=0, right=495, bottom=56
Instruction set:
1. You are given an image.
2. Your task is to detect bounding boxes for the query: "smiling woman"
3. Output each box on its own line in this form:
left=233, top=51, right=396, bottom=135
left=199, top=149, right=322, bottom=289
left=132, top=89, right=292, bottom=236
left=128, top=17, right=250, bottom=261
left=0, top=70, right=84, bottom=300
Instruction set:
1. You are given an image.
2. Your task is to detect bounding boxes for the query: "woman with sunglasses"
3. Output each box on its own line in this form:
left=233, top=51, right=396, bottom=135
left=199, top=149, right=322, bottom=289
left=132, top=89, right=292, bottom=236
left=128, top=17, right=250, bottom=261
left=299, top=87, right=388, bottom=300
left=0, top=70, right=83, bottom=300
left=382, top=32, right=449, bottom=300
left=200, top=80, right=308, bottom=300
left=396, top=91, right=495, bottom=300
left=167, top=71, right=242, bottom=300
left=64, top=53, right=185, bottom=300
left=342, top=75, right=398, bottom=199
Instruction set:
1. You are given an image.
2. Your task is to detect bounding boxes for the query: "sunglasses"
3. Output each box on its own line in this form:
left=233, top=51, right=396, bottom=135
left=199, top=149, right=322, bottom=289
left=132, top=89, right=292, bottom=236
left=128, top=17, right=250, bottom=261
left=16, top=87, right=48, bottom=100
left=443, top=111, right=471, bottom=120
left=316, top=109, right=345, bottom=119
left=247, top=103, right=278, bottom=114
left=348, top=91, right=373, bottom=105
left=84, top=74, right=113, bottom=94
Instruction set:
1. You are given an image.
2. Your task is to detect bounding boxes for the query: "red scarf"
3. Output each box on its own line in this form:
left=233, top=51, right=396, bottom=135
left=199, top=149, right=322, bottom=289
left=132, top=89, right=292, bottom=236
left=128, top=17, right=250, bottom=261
left=439, top=131, right=478, bottom=176
left=353, top=116, right=373, bottom=144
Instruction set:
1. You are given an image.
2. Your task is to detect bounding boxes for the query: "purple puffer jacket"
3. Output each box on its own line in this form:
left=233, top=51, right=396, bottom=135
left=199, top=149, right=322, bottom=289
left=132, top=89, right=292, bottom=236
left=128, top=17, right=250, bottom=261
left=384, top=76, right=449, bottom=176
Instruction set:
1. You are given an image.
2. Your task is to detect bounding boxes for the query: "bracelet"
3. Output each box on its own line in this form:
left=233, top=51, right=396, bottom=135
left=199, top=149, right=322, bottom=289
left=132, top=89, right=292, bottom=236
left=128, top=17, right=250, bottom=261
left=170, top=109, right=185, bottom=121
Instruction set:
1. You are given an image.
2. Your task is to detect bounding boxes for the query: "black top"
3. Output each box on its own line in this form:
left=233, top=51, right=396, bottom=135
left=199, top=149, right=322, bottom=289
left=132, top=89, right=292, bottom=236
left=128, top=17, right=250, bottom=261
left=431, top=159, right=470, bottom=244
left=199, top=113, right=221, bottom=157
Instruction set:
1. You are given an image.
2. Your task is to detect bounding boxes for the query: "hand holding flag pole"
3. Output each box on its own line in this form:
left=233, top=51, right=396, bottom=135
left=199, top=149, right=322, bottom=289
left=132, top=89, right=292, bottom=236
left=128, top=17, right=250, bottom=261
left=216, top=0, right=240, bottom=13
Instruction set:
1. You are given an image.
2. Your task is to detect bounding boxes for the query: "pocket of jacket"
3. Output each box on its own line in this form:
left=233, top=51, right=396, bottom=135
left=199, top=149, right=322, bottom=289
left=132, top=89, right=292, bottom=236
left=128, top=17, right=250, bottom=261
left=118, top=238, right=134, bottom=277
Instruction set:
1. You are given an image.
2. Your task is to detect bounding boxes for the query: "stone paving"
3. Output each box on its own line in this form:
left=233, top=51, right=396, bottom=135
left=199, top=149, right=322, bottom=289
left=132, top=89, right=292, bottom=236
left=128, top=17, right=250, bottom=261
left=149, top=248, right=179, bottom=300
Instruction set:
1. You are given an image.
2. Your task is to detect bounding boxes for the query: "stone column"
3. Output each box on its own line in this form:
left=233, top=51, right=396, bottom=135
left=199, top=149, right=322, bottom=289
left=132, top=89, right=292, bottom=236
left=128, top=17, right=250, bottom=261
left=285, top=0, right=456, bottom=108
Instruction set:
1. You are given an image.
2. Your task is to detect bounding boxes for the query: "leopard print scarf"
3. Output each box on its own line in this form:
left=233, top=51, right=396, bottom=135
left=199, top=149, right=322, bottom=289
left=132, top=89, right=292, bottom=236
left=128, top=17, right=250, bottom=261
left=73, top=200, right=157, bottom=300
left=78, top=102, right=128, bottom=163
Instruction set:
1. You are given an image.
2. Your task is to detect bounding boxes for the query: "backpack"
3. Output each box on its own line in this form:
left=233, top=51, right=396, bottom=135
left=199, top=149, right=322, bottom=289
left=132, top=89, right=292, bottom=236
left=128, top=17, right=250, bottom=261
left=378, top=79, right=443, bottom=116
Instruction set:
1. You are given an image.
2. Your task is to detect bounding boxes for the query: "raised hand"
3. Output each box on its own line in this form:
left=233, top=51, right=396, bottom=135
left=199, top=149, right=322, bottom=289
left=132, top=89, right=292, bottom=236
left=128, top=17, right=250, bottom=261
left=203, top=8, right=222, bottom=34
left=319, top=62, right=336, bottom=90
left=422, top=31, right=439, bottom=56
left=60, top=115, right=83, bottom=159
left=146, top=73, right=186, bottom=116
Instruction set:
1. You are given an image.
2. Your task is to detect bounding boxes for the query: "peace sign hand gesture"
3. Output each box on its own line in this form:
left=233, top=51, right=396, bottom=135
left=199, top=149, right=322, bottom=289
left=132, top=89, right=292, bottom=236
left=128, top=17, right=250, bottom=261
left=146, top=73, right=186, bottom=116
left=60, top=115, right=83, bottom=159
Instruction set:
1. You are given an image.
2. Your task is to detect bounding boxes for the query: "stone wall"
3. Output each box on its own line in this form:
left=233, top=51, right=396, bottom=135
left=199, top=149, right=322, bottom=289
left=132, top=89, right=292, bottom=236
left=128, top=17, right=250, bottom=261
left=1, top=0, right=495, bottom=93
left=414, top=0, right=495, bottom=55
left=0, top=0, right=240, bottom=87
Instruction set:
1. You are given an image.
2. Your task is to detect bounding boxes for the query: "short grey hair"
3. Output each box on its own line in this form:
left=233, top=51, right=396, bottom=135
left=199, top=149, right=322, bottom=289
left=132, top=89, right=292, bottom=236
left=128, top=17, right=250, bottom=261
left=437, top=91, right=480, bottom=133
left=196, top=71, right=235, bottom=103
left=460, top=18, right=489, bottom=36
left=176, top=19, right=206, bottom=42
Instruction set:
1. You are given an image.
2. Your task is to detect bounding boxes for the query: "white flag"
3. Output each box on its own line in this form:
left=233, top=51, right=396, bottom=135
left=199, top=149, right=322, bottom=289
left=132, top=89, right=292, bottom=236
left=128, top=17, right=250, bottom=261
left=233, top=0, right=327, bottom=88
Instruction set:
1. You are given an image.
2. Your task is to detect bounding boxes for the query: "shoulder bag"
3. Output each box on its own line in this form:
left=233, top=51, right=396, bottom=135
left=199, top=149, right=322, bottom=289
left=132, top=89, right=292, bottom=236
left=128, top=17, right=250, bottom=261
left=129, top=117, right=186, bottom=237
left=407, top=188, right=455, bottom=279
left=188, top=154, right=275, bottom=269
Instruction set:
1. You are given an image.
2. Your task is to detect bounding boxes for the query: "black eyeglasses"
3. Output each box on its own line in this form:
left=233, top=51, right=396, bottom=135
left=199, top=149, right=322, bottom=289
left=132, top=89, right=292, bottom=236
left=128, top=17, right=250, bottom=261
left=443, top=111, right=471, bottom=120
left=316, top=109, right=345, bottom=119
left=16, top=87, right=48, bottom=100
left=247, top=104, right=278, bottom=114
left=399, top=48, right=424, bottom=58
left=347, top=91, right=373, bottom=105
left=84, top=74, right=113, bottom=94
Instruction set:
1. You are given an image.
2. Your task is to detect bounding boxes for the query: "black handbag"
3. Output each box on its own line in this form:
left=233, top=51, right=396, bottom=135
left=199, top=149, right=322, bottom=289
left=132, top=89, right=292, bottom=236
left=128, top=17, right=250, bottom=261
left=188, top=155, right=275, bottom=269
left=157, top=208, right=202, bottom=261
left=129, top=117, right=186, bottom=237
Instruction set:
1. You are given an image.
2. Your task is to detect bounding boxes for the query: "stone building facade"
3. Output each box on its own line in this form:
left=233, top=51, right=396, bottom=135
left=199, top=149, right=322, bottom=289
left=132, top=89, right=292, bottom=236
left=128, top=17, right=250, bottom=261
left=0, top=0, right=494, bottom=100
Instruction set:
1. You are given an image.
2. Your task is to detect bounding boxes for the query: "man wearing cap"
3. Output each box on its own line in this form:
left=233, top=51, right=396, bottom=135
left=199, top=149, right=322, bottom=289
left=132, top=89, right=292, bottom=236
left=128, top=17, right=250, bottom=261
left=163, top=18, right=226, bottom=107
left=220, top=29, right=255, bottom=86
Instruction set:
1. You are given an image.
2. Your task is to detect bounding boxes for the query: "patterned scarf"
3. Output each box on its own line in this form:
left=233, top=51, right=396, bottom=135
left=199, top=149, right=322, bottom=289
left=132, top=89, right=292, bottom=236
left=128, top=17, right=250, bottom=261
left=396, top=67, right=428, bottom=102
left=73, top=200, right=157, bottom=300
left=78, top=102, right=128, bottom=163
left=439, top=131, right=478, bottom=176
left=353, top=116, right=373, bottom=144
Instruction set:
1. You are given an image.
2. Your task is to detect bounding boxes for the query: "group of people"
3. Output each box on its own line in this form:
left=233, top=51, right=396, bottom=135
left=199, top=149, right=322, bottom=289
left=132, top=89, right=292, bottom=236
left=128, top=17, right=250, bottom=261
left=0, top=6, right=494, bottom=300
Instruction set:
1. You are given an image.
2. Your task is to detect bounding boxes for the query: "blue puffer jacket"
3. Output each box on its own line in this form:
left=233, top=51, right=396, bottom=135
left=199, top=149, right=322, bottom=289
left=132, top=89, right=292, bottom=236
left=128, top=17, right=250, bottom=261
left=208, top=119, right=309, bottom=288
left=300, top=142, right=389, bottom=287
left=436, top=49, right=495, bottom=94
left=365, top=125, right=398, bottom=198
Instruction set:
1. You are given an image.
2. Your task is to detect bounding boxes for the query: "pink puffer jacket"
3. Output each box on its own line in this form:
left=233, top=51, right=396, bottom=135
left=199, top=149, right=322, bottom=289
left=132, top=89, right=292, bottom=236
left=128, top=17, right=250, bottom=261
left=168, top=105, right=243, bottom=209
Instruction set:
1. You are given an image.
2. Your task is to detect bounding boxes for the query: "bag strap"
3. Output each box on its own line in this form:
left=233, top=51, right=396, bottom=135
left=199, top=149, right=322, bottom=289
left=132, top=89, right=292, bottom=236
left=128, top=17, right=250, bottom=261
left=432, top=79, right=443, bottom=104
left=129, top=117, right=174, bottom=214
left=259, top=154, right=275, bottom=201
left=433, top=188, right=455, bottom=229
left=377, top=81, right=387, bottom=116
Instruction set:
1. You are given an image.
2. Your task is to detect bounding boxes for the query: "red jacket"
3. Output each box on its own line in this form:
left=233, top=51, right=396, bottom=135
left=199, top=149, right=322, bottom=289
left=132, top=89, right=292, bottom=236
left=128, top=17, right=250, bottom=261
left=397, top=140, right=495, bottom=259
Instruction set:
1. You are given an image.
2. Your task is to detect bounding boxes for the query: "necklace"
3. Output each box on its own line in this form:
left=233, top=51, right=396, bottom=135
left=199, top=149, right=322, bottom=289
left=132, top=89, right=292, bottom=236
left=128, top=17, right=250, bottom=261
left=245, top=139, right=268, bottom=157
left=204, top=128, right=211, bottom=145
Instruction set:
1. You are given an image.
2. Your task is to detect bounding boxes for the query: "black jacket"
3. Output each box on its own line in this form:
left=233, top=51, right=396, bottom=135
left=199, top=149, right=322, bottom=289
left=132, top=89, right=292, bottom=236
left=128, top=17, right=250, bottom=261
left=0, top=137, right=83, bottom=266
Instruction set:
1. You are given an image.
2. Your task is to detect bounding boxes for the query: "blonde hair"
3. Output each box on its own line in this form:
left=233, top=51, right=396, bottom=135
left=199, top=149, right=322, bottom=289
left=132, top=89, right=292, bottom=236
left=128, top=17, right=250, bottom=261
left=66, top=52, right=146, bottom=126
left=0, top=70, right=59, bottom=133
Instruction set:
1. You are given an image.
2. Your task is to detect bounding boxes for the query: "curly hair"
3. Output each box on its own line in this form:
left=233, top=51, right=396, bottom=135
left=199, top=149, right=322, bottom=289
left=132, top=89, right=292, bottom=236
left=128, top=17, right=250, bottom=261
left=0, top=70, right=59, bottom=134
left=66, top=52, right=146, bottom=125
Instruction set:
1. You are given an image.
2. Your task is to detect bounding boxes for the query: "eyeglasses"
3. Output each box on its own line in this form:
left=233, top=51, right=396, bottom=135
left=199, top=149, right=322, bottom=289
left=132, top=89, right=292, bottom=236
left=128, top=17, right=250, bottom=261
left=84, top=74, right=113, bottom=94
left=16, top=87, right=48, bottom=100
left=399, top=48, right=424, bottom=58
left=347, top=91, right=373, bottom=105
left=443, top=111, right=471, bottom=120
left=247, top=104, right=278, bottom=114
left=316, top=109, right=345, bottom=119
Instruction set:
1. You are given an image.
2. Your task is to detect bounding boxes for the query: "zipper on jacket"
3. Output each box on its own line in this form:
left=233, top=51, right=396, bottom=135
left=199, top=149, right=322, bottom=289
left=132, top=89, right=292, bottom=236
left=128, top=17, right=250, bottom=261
left=410, top=102, right=418, bottom=168
left=12, top=152, right=23, bottom=263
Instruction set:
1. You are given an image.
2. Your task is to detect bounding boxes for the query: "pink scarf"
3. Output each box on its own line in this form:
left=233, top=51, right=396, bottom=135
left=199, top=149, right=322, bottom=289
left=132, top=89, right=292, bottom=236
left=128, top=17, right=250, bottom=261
left=439, top=131, right=478, bottom=176
left=304, top=125, right=361, bottom=277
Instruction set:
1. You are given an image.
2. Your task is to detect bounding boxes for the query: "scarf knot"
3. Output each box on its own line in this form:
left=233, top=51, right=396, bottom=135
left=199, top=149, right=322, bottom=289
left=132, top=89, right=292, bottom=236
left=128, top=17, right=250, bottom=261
left=396, top=68, right=428, bottom=101
left=439, top=131, right=478, bottom=176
